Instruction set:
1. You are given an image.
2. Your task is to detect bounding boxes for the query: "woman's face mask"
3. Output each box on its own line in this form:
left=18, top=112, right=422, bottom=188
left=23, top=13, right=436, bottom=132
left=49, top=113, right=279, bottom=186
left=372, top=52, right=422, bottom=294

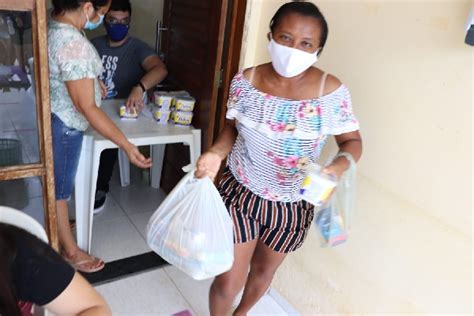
left=84, top=10, right=104, bottom=30
left=267, top=38, right=319, bottom=78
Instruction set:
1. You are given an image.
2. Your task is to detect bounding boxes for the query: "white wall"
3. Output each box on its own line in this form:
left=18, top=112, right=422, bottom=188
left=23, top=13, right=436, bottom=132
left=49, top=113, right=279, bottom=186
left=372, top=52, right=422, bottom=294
left=242, top=0, right=472, bottom=314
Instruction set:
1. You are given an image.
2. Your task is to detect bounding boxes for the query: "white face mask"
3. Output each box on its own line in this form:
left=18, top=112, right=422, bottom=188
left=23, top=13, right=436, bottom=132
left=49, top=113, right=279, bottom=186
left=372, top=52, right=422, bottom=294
left=267, top=38, right=319, bottom=78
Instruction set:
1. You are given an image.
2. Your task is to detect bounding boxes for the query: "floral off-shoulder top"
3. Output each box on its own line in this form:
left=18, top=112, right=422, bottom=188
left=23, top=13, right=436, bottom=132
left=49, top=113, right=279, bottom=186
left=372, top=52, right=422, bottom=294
left=226, top=70, right=359, bottom=202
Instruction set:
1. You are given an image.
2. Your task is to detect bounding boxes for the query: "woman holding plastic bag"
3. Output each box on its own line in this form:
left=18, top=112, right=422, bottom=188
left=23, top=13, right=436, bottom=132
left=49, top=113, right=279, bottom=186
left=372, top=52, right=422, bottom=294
left=195, top=2, right=362, bottom=315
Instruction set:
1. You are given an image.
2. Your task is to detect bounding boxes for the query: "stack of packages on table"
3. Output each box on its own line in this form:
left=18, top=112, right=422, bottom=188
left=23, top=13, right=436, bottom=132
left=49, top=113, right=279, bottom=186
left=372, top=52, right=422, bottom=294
left=149, top=90, right=196, bottom=125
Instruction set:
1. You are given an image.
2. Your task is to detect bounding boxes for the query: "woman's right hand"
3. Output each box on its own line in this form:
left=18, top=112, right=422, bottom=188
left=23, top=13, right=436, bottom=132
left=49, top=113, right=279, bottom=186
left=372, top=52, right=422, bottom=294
left=195, top=150, right=223, bottom=180
left=99, top=80, right=107, bottom=100
left=124, top=143, right=152, bottom=169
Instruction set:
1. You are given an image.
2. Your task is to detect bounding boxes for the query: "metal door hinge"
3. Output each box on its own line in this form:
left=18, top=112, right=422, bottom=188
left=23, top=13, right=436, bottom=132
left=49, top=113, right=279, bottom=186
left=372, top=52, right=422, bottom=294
left=215, top=68, right=224, bottom=88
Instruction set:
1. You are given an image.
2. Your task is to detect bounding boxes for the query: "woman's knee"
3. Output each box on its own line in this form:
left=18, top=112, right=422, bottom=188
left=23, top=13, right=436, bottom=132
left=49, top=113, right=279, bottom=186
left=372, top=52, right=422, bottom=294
left=249, top=263, right=278, bottom=283
left=211, top=273, right=246, bottom=299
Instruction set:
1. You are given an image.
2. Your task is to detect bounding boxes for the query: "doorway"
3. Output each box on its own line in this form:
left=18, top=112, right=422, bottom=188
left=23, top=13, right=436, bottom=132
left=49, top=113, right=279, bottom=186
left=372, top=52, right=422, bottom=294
left=159, top=0, right=247, bottom=192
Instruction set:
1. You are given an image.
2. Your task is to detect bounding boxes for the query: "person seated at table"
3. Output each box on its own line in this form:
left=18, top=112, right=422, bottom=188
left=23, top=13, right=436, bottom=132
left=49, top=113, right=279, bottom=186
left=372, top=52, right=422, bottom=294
left=90, top=0, right=168, bottom=212
left=49, top=0, right=152, bottom=273
left=0, top=223, right=112, bottom=316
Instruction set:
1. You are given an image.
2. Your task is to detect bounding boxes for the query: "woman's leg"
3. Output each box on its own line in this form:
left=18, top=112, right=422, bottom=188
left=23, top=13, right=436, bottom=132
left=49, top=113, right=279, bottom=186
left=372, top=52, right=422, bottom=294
left=56, top=199, right=77, bottom=254
left=51, top=114, right=103, bottom=272
left=210, top=239, right=258, bottom=316
left=233, top=240, right=287, bottom=316
left=57, top=200, right=103, bottom=271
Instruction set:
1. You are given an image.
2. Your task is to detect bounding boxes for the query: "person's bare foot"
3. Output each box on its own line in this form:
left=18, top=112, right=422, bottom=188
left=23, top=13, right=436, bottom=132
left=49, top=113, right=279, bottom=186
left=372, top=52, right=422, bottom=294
left=62, top=249, right=105, bottom=273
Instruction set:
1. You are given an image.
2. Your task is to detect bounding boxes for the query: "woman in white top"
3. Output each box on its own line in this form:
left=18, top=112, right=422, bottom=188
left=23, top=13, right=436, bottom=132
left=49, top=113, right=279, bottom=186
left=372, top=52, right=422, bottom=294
left=196, top=2, right=363, bottom=315
left=49, top=0, right=151, bottom=273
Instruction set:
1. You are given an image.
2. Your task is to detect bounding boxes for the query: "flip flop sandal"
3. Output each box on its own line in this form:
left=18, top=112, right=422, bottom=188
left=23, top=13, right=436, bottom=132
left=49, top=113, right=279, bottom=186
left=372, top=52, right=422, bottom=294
left=65, top=256, right=105, bottom=273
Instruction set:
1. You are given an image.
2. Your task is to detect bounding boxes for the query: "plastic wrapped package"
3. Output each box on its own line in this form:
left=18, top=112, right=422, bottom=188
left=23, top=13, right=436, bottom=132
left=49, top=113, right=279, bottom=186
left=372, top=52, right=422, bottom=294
left=168, top=90, right=191, bottom=107
left=313, top=152, right=356, bottom=247
left=119, top=105, right=138, bottom=119
left=299, top=163, right=337, bottom=207
left=175, top=95, right=195, bottom=112
left=147, top=167, right=234, bottom=280
left=153, top=91, right=173, bottom=110
left=171, top=110, right=193, bottom=125
left=151, top=106, right=171, bottom=123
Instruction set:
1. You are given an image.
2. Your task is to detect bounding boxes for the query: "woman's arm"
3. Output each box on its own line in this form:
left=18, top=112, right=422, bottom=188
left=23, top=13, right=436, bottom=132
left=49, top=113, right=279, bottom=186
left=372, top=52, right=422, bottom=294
left=44, top=272, right=111, bottom=316
left=323, top=130, right=363, bottom=178
left=195, top=119, right=237, bottom=179
left=65, top=78, right=152, bottom=169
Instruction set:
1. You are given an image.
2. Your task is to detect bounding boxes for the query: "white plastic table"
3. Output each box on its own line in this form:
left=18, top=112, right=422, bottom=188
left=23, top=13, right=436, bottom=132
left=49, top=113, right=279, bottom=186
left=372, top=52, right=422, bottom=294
left=74, top=99, right=201, bottom=253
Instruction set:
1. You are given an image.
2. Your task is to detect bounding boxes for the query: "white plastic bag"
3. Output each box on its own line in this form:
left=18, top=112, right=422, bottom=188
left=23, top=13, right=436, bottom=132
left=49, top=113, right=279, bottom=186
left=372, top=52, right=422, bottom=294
left=314, top=152, right=356, bottom=247
left=146, top=167, right=234, bottom=280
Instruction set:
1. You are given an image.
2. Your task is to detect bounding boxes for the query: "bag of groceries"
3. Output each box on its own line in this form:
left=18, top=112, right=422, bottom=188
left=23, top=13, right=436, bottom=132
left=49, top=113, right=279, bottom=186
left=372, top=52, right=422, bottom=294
left=147, top=166, right=234, bottom=280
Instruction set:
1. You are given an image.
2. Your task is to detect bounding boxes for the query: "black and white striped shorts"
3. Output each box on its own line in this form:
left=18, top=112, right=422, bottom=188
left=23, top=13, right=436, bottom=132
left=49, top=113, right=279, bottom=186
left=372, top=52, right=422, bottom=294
left=217, top=168, right=315, bottom=253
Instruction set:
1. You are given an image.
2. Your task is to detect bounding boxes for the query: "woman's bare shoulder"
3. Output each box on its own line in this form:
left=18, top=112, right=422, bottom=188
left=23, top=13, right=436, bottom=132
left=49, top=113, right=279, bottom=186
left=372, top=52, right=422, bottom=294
left=312, top=68, right=343, bottom=95
left=242, top=63, right=272, bottom=81
left=324, top=74, right=343, bottom=94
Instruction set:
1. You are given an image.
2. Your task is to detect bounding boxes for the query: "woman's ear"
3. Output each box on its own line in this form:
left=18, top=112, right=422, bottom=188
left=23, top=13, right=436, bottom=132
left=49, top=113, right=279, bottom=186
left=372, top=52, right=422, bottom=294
left=82, top=2, right=94, bottom=16
left=267, top=32, right=272, bottom=41
left=316, top=47, right=323, bottom=56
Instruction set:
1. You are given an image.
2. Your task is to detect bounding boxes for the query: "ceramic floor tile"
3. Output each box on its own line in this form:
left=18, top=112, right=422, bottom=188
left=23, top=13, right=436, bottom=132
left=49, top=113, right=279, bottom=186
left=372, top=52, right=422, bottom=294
left=95, top=268, right=194, bottom=316
left=0, top=90, right=23, bottom=103
left=68, top=193, right=127, bottom=223
left=110, top=184, right=166, bottom=215
left=247, top=295, right=289, bottom=315
left=91, top=216, right=150, bottom=262
left=163, top=266, right=213, bottom=316
left=16, top=130, right=40, bottom=164
left=0, top=177, right=43, bottom=204
left=0, top=111, right=14, bottom=132
left=9, top=93, right=37, bottom=131
left=267, top=289, right=300, bottom=315
left=164, top=266, right=291, bottom=316
left=128, top=210, right=155, bottom=240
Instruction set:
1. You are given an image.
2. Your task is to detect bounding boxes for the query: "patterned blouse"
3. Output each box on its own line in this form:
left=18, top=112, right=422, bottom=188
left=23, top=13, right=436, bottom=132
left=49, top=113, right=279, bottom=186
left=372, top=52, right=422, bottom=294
left=226, top=70, right=359, bottom=202
left=48, top=18, right=103, bottom=131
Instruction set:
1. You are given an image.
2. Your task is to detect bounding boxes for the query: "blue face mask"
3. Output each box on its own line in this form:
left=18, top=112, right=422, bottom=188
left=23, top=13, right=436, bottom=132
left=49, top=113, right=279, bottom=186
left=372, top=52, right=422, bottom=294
left=105, top=23, right=129, bottom=42
left=84, top=12, right=104, bottom=30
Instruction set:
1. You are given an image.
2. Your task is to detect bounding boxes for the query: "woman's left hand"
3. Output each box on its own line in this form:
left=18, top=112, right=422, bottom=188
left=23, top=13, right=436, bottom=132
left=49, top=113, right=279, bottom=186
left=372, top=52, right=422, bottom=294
left=322, top=157, right=349, bottom=180
left=126, top=86, right=145, bottom=112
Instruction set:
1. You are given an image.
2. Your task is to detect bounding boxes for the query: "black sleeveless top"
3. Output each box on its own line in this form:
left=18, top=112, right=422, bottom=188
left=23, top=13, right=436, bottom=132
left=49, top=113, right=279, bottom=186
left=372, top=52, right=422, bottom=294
left=1, top=223, right=75, bottom=306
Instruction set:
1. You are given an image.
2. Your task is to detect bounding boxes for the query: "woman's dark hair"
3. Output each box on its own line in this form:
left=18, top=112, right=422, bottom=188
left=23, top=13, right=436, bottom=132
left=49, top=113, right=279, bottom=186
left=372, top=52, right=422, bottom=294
left=52, top=0, right=110, bottom=15
left=109, top=0, right=132, bottom=15
left=270, top=1, right=329, bottom=52
left=0, top=224, right=20, bottom=316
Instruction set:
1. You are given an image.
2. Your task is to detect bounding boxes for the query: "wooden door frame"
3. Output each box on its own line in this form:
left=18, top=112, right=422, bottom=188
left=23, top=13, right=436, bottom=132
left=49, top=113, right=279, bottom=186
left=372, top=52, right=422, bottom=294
left=0, top=0, right=57, bottom=250
left=215, top=0, right=247, bottom=139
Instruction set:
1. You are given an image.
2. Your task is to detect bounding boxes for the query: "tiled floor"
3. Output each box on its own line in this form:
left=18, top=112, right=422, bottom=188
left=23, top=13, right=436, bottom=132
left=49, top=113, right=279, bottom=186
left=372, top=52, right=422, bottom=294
left=89, top=166, right=296, bottom=315
left=1, top=90, right=298, bottom=316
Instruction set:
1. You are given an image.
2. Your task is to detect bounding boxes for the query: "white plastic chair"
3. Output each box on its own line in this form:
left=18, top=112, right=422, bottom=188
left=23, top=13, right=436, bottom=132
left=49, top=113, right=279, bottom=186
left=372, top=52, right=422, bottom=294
left=0, top=206, right=50, bottom=316
left=0, top=205, right=48, bottom=242
left=118, top=144, right=165, bottom=187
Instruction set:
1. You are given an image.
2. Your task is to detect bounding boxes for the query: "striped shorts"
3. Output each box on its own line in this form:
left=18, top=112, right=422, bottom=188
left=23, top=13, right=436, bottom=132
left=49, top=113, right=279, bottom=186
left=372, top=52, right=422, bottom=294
left=217, top=168, right=315, bottom=253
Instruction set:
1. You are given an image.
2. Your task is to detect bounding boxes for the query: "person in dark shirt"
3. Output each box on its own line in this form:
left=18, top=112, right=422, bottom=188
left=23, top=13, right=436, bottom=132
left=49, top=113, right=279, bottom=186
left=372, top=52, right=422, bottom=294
left=90, top=0, right=168, bottom=212
left=0, top=223, right=111, bottom=316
